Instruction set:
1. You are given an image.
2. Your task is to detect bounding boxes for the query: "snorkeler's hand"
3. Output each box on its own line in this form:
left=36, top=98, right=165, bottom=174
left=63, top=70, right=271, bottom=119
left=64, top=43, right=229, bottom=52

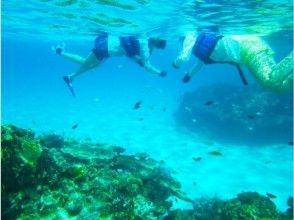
left=137, top=59, right=144, bottom=67
left=172, top=62, right=180, bottom=69
left=51, top=43, right=65, bottom=55
left=160, top=71, right=167, bottom=78
left=182, top=73, right=191, bottom=83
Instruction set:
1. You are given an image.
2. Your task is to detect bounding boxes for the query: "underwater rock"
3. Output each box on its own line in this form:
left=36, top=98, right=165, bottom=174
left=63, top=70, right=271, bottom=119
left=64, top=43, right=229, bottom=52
left=40, top=133, right=64, bottom=149
left=175, top=84, right=293, bottom=145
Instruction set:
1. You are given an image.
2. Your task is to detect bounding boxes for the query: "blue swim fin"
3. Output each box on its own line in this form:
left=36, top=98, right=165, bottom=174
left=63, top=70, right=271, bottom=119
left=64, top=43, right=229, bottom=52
left=63, top=76, right=76, bottom=97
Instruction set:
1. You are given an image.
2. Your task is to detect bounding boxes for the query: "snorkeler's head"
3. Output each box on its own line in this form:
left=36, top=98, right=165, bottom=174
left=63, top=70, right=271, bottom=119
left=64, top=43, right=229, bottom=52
left=149, top=38, right=167, bottom=49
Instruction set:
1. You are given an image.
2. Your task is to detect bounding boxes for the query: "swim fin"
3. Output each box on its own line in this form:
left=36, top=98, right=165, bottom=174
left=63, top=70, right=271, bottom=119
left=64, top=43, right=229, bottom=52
left=63, top=76, right=76, bottom=97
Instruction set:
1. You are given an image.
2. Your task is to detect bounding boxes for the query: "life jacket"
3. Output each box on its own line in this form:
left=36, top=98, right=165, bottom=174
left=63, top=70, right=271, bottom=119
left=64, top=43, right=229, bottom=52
left=92, top=32, right=110, bottom=60
left=192, top=32, right=223, bottom=64
left=193, top=32, right=248, bottom=85
left=120, top=36, right=140, bottom=58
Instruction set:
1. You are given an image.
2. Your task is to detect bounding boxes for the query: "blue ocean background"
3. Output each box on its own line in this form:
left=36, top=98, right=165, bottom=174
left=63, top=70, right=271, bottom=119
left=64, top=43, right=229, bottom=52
left=2, top=0, right=293, bottom=212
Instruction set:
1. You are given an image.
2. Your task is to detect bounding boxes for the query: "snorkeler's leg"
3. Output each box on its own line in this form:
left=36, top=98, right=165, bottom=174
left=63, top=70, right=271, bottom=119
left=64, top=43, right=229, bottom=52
left=269, top=51, right=293, bottom=92
left=241, top=37, right=293, bottom=92
left=60, top=52, right=87, bottom=65
left=67, top=52, right=100, bottom=82
left=63, top=53, right=100, bottom=96
left=246, top=51, right=293, bottom=92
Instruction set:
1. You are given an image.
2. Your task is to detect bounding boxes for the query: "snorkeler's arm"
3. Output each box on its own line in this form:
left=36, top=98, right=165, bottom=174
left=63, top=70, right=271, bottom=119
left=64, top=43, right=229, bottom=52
left=173, top=31, right=197, bottom=68
left=143, top=61, right=165, bottom=76
left=135, top=39, right=167, bottom=77
left=131, top=56, right=166, bottom=76
left=53, top=44, right=87, bottom=65
left=182, top=60, right=204, bottom=83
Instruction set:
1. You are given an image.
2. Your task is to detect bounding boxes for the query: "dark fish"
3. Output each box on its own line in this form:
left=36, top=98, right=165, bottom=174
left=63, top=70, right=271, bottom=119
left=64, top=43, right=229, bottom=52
left=288, top=141, right=293, bottom=146
left=113, top=146, right=125, bottom=154
left=205, top=101, right=215, bottom=106
left=208, top=151, right=223, bottom=156
left=266, top=192, right=277, bottom=199
left=203, top=141, right=215, bottom=146
left=247, top=114, right=256, bottom=119
left=72, top=124, right=78, bottom=129
left=133, top=101, right=141, bottom=109
left=139, top=117, right=143, bottom=121
left=192, top=157, right=202, bottom=162
left=287, top=196, right=293, bottom=207
left=163, top=108, right=167, bottom=112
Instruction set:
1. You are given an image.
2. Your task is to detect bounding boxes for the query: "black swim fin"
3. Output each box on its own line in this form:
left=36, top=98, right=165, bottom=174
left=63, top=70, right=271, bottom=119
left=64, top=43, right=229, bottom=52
left=63, top=76, right=76, bottom=97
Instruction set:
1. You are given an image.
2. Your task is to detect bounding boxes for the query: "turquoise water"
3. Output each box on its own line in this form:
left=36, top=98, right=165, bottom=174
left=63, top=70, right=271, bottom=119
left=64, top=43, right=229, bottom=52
left=2, top=0, right=293, bottom=215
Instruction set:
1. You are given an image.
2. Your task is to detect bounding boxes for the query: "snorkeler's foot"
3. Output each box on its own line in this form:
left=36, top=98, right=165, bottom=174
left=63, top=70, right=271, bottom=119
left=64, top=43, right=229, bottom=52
left=63, top=75, right=76, bottom=97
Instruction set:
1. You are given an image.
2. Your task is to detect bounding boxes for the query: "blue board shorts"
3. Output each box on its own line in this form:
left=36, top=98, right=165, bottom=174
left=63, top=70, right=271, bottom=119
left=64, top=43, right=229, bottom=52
left=92, top=33, right=110, bottom=61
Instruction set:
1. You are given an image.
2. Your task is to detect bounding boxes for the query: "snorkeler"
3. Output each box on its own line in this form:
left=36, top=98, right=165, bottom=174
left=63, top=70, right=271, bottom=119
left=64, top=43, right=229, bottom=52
left=54, top=32, right=167, bottom=96
left=173, top=31, right=293, bottom=92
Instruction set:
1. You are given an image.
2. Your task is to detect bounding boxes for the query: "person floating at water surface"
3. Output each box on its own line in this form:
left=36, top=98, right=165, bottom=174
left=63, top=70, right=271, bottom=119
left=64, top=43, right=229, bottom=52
left=54, top=32, right=167, bottom=96
left=173, top=30, right=293, bottom=92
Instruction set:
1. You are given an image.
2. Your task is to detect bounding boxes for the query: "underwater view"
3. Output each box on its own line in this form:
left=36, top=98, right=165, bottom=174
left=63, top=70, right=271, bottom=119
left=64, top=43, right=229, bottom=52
left=1, top=0, right=293, bottom=219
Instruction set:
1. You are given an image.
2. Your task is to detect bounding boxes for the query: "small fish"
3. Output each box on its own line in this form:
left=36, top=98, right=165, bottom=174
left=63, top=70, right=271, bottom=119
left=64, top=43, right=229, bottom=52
left=288, top=141, right=293, bottom=146
left=203, top=141, right=215, bottom=146
left=184, top=106, right=191, bottom=111
left=205, top=101, right=215, bottom=106
left=163, top=108, right=167, bottom=112
left=266, top=192, right=277, bottom=199
left=193, top=181, right=197, bottom=186
left=191, top=118, right=197, bottom=123
left=192, top=157, right=202, bottom=162
left=256, top=111, right=263, bottom=116
left=72, top=124, right=78, bottom=129
left=139, top=117, right=143, bottom=121
left=133, top=101, right=141, bottom=109
left=247, top=114, right=256, bottom=119
left=208, top=151, right=223, bottom=156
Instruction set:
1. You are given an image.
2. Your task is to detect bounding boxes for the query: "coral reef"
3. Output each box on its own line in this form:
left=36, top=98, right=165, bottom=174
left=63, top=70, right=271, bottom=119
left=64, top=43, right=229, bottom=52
left=219, top=192, right=279, bottom=220
left=164, top=192, right=293, bottom=220
left=1, top=125, right=191, bottom=219
left=175, top=84, right=293, bottom=145
left=2, top=125, right=292, bottom=219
